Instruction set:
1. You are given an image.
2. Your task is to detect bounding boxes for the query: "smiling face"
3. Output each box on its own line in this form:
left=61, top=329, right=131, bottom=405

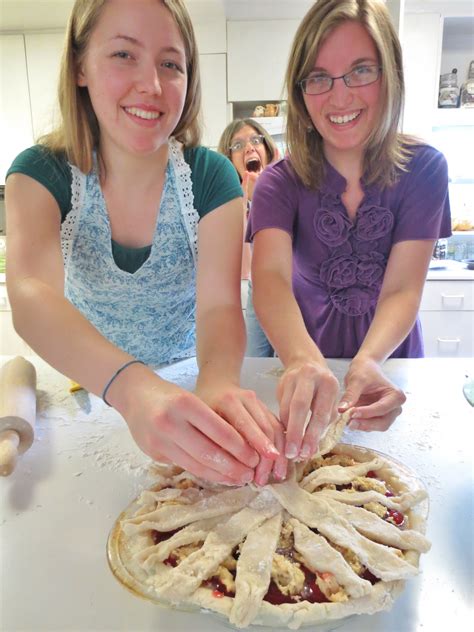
left=229, top=124, right=269, bottom=180
left=303, top=20, right=382, bottom=165
left=77, top=0, right=187, bottom=158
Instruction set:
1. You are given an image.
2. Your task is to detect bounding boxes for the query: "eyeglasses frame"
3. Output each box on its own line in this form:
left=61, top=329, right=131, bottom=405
left=298, top=65, right=382, bottom=96
left=229, top=133, right=266, bottom=153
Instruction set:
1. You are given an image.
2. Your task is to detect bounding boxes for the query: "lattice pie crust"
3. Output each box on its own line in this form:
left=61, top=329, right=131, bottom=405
left=108, top=414, right=430, bottom=629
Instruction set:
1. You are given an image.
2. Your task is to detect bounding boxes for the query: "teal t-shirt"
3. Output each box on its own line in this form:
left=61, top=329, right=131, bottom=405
left=7, top=144, right=243, bottom=273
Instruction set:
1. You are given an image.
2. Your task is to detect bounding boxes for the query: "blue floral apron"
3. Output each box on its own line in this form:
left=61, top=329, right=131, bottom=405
left=60, top=139, right=199, bottom=368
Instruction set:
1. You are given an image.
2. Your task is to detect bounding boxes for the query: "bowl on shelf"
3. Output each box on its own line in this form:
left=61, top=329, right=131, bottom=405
left=463, top=259, right=474, bottom=270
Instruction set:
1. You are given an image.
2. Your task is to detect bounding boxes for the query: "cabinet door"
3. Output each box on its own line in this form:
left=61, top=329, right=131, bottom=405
left=187, top=0, right=226, bottom=54
left=24, top=32, right=64, bottom=139
left=200, top=54, right=227, bottom=148
left=0, top=35, right=34, bottom=184
left=227, top=20, right=300, bottom=102
left=402, top=12, right=442, bottom=140
left=419, top=311, right=473, bottom=357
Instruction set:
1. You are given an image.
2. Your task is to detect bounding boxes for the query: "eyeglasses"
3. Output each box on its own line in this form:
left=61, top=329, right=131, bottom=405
left=298, top=65, right=382, bottom=95
left=229, top=134, right=265, bottom=153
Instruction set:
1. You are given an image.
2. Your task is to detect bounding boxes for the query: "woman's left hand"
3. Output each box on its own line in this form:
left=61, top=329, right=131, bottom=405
left=195, top=380, right=288, bottom=486
left=338, top=357, right=406, bottom=431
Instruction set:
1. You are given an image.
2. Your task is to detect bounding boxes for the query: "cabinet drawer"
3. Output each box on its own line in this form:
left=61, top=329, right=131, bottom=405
left=419, top=311, right=474, bottom=357
left=420, top=280, right=474, bottom=311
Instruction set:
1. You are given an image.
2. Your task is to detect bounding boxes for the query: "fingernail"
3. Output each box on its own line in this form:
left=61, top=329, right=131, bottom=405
left=300, top=445, right=311, bottom=459
left=256, top=473, right=269, bottom=486
left=274, top=462, right=287, bottom=481
left=285, top=443, right=298, bottom=459
left=339, top=401, right=349, bottom=410
left=265, top=444, right=280, bottom=458
left=241, top=471, right=254, bottom=484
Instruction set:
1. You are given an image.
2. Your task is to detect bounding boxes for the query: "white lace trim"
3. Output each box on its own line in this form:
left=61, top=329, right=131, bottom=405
left=168, top=137, right=199, bottom=264
left=61, top=164, right=86, bottom=277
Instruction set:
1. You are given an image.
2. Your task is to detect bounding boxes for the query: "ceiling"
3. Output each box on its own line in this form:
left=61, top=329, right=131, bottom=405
left=0, top=0, right=472, bottom=31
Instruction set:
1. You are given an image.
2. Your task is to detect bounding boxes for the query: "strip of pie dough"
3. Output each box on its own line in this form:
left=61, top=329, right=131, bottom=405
left=152, top=490, right=281, bottom=602
left=135, top=515, right=229, bottom=569
left=122, top=486, right=256, bottom=534
left=316, top=488, right=427, bottom=512
left=230, top=511, right=283, bottom=628
left=269, top=480, right=418, bottom=582
left=301, top=457, right=385, bottom=491
left=290, top=519, right=372, bottom=599
left=328, top=502, right=431, bottom=553
left=314, top=411, right=351, bottom=457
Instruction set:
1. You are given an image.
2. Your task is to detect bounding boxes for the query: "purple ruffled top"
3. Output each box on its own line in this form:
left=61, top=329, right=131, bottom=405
left=247, top=146, right=452, bottom=358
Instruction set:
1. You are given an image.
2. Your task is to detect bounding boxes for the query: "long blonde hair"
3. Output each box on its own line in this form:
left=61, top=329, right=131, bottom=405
left=40, top=0, right=202, bottom=174
left=285, top=0, right=417, bottom=189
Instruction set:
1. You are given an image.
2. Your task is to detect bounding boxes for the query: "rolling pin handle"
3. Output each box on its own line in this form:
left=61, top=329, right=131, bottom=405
left=0, top=429, right=20, bottom=476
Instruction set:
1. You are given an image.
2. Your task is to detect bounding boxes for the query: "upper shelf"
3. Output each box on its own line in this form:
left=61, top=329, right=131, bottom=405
left=433, top=108, right=474, bottom=128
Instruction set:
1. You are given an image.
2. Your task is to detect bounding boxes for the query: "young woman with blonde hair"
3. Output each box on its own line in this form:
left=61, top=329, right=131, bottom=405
left=6, top=0, right=286, bottom=486
left=248, top=0, right=451, bottom=460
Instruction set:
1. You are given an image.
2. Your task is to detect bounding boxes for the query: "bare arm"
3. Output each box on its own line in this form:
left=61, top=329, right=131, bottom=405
left=340, top=239, right=435, bottom=427
left=195, top=202, right=287, bottom=484
left=6, top=174, right=128, bottom=391
left=5, top=174, right=259, bottom=484
left=251, top=228, right=339, bottom=460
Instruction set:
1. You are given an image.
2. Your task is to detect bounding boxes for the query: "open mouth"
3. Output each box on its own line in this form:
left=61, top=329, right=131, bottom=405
left=245, top=157, right=261, bottom=172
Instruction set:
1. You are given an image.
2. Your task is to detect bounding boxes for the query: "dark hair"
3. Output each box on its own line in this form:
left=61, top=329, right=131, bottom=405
left=217, top=118, right=278, bottom=171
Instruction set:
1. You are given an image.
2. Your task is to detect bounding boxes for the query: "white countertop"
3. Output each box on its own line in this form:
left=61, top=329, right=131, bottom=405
left=1, top=356, right=473, bottom=632
left=427, top=259, right=474, bottom=280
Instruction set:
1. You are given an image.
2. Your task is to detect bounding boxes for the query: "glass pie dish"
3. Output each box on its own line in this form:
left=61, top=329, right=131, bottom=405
left=107, top=442, right=430, bottom=630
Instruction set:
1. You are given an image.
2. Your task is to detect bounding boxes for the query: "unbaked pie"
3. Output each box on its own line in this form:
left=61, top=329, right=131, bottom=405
left=107, top=414, right=430, bottom=629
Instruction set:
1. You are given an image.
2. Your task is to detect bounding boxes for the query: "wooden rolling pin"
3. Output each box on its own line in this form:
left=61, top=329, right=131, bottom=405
left=0, top=357, right=37, bottom=476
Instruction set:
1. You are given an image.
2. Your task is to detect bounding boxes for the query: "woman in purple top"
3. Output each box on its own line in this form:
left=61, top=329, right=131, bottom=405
left=247, top=0, right=451, bottom=461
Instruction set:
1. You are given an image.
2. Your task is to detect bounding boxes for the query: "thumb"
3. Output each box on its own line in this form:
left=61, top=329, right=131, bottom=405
left=338, top=382, right=363, bottom=413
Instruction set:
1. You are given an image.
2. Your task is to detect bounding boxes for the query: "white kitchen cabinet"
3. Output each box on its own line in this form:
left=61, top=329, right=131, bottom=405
left=227, top=20, right=300, bottom=102
left=24, top=32, right=64, bottom=139
left=402, top=12, right=443, bottom=139
left=419, top=279, right=474, bottom=357
left=186, top=0, right=226, bottom=55
left=0, top=34, right=34, bottom=184
left=402, top=10, right=474, bottom=140
left=199, top=54, right=227, bottom=148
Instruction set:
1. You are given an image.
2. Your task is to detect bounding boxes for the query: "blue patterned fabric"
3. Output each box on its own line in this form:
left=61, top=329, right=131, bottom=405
left=65, top=161, right=196, bottom=368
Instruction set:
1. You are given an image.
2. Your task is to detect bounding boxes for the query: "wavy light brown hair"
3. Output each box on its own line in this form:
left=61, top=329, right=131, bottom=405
left=217, top=118, right=278, bottom=177
left=285, top=0, right=418, bottom=189
left=40, top=0, right=202, bottom=174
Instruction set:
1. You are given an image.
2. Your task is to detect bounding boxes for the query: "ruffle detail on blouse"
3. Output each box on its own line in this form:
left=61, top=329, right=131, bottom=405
left=315, top=181, right=393, bottom=317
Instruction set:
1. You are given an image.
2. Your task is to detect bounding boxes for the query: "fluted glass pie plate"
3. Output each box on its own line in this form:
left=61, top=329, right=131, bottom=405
left=107, top=443, right=430, bottom=630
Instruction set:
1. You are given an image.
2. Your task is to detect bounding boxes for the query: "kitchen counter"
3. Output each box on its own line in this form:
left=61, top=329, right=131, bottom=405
left=0, top=356, right=473, bottom=632
left=427, top=259, right=474, bottom=281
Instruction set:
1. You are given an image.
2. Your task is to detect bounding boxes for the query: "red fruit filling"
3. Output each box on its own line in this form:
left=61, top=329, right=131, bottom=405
left=387, top=509, right=405, bottom=526
left=151, top=528, right=180, bottom=545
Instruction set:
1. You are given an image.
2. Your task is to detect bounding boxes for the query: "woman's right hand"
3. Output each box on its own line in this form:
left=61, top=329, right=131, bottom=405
left=107, top=365, right=260, bottom=485
left=277, top=360, right=340, bottom=461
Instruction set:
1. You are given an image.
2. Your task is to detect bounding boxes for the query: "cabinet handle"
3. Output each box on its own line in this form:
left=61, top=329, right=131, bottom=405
left=436, top=337, right=461, bottom=352
left=441, top=293, right=464, bottom=308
